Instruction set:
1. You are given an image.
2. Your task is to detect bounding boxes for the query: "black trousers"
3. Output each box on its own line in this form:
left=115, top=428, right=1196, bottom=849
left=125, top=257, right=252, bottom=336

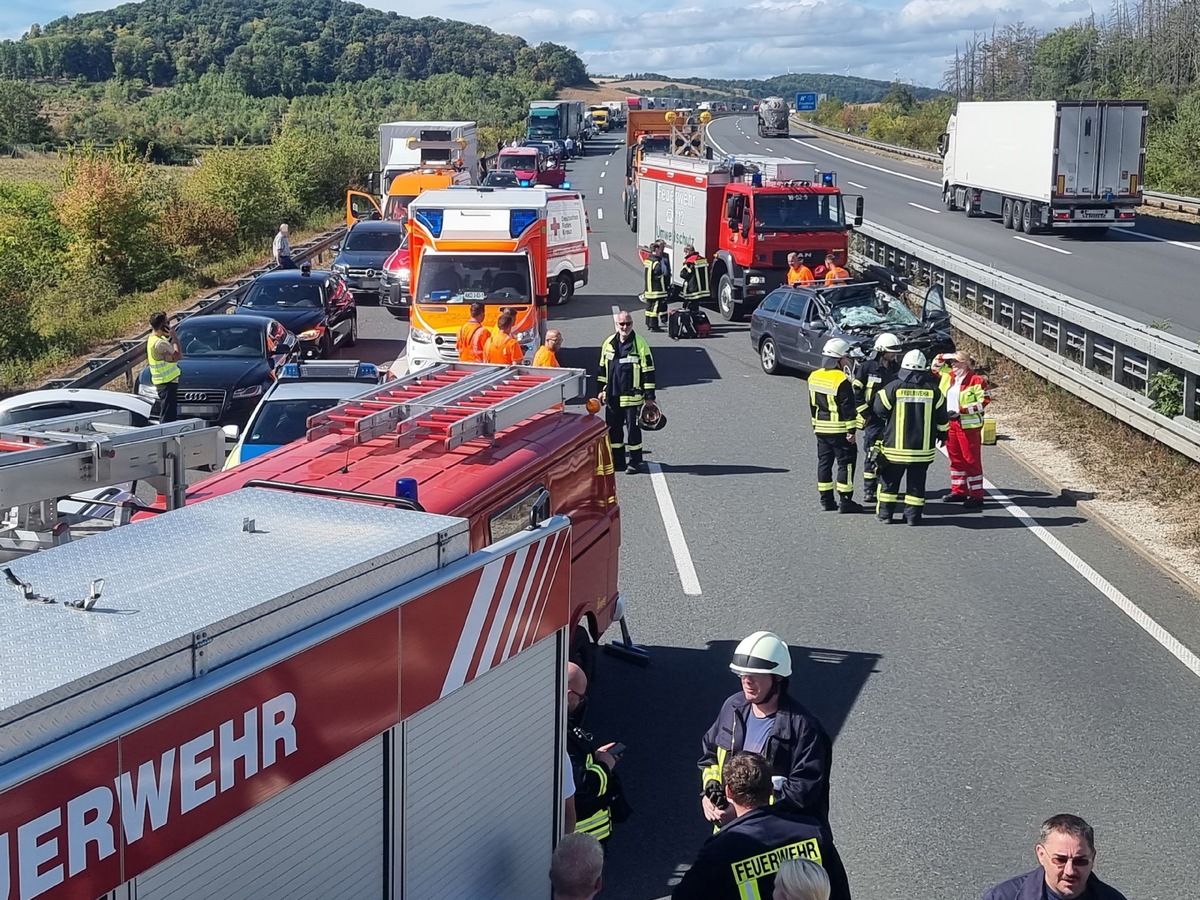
left=606, top=404, right=643, bottom=465
left=816, top=433, right=855, bottom=496
left=645, top=294, right=667, bottom=328
left=155, top=380, right=179, bottom=423
left=861, top=420, right=885, bottom=487
left=877, top=460, right=929, bottom=518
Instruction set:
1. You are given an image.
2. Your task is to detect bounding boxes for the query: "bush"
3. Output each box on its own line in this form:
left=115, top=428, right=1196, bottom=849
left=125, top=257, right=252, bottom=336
left=184, top=144, right=294, bottom=247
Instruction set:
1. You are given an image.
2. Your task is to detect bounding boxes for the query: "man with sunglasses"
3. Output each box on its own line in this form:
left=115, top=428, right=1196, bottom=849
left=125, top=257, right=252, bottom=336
left=598, top=311, right=656, bottom=475
left=982, top=814, right=1128, bottom=900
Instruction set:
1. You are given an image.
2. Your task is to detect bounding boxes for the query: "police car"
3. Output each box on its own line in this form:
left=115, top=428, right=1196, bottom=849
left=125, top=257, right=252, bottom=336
left=222, top=360, right=382, bottom=469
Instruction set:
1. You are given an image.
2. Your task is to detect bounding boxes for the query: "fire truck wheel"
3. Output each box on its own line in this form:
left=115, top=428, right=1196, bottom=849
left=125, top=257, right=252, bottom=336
left=555, top=273, right=574, bottom=306
left=717, top=274, right=742, bottom=322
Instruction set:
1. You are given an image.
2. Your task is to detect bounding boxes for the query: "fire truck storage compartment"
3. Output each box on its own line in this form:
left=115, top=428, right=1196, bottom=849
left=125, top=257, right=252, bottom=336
left=0, top=488, right=573, bottom=900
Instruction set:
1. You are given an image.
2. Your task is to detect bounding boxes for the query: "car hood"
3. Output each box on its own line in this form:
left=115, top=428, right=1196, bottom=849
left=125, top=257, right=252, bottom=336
left=173, top=358, right=272, bottom=390
left=256, top=308, right=323, bottom=333
left=335, top=250, right=392, bottom=269
left=383, top=248, right=411, bottom=275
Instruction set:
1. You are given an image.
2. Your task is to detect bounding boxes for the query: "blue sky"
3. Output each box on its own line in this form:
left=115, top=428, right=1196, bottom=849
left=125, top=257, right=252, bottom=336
left=0, top=0, right=1092, bottom=87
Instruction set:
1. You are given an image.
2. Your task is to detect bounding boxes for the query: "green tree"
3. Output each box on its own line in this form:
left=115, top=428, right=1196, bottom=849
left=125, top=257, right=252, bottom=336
left=185, top=143, right=293, bottom=245
left=0, top=80, right=51, bottom=147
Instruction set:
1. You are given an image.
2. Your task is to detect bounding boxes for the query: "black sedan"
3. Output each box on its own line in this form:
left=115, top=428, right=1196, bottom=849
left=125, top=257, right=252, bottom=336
left=331, top=220, right=406, bottom=297
left=750, top=283, right=954, bottom=375
left=236, top=268, right=357, bottom=358
left=137, top=315, right=300, bottom=426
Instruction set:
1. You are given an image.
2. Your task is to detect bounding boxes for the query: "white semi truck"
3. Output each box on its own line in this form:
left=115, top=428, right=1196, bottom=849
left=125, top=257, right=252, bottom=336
left=937, top=100, right=1147, bottom=234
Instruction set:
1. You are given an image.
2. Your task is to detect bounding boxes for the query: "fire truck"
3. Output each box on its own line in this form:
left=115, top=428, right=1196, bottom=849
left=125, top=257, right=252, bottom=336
left=0, top=485, right=577, bottom=898
left=181, top=363, right=630, bottom=676
left=636, top=153, right=864, bottom=321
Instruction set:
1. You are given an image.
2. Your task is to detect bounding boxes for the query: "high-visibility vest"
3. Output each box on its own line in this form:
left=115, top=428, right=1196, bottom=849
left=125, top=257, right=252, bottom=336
left=483, top=332, right=524, bottom=365
left=808, top=367, right=856, bottom=434
left=532, top=346, right=559, bottom=367
left=598, top=333, right=655, bottom=406
left=680, top=256, right=710, bottom=300
left=644, top=257, right=668, bottom=299
left=937, top=368, right=990, bottom=428
left=457, top=321, right=487, bottom=362
left=146, top=333, right=180, bottom=385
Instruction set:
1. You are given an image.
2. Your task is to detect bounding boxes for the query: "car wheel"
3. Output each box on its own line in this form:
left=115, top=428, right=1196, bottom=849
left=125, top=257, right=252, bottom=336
left=346, top=314, right=358, bottom=347
left=760, top=337, right=779, bottom=375
left=555, top=273, right=574, bottom=306
left=718, top=274, right=742, bottom=322
left=1001, top=198, right=1014, bottom=229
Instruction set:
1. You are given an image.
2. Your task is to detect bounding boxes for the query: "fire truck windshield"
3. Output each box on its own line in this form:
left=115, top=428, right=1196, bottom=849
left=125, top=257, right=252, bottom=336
left=415, top=255, right=533, bottom=305
left=753, top=193, right=844, bottom=231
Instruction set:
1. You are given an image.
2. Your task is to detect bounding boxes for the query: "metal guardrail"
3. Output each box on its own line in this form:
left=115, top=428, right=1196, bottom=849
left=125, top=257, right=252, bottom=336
left=851, top=221, right=1200, bottom=462
left=790, top=116, right=1200, bottom=216
left=39, top=227, right=346, bottom=392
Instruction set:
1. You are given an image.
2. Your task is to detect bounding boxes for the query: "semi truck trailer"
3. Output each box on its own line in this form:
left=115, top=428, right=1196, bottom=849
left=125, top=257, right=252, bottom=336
left=937, top=100, right=1147, bottom=234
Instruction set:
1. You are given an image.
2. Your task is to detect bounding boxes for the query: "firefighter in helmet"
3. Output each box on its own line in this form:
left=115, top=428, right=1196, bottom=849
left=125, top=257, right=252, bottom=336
left=643, top=240, right=670, bottom=332
left=698, top=632, right=834, bottom=827
left=809, top=338, right=861, bottom=513
left=678, top=244, right=710, bottom=312
left=853, top=332, right=902, bottom=506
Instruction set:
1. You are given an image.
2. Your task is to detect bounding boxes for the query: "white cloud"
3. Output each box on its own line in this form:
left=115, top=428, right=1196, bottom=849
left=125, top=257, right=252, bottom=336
left=2, top=0, right=1092, bottom=87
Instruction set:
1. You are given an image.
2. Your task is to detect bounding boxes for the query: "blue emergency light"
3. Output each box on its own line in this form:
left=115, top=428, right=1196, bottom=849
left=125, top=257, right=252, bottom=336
left=510, top=209, right=539, bottom=237
left=819, top=171, right=836, bottom=187
left=751, top=173, right=763, bottom=187
left=415, top=208, right=444, bottom=237
left=395, top=477, right=419, bottom=504
left=561, top=181, right=571, bottom=189
left=519, top=179, right=532, bottom=187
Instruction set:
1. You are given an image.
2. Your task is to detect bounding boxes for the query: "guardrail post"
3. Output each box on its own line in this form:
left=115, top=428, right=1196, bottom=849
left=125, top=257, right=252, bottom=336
left=1112, top=344, right=1127, bottom=388
left=1185, top=372, right=1199, bottom=419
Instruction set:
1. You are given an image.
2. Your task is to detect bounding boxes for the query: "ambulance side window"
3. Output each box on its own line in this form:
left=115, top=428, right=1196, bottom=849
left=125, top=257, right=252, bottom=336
left=489, top=486, right=551, bottom=544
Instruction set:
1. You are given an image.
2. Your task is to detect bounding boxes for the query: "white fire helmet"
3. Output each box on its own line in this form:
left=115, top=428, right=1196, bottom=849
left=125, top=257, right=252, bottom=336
left=822, top=338, right=852, bottom=358
left=901, top=349, right=928, bottom=371
left=874, top=333, right=902, bottom=353
left=729, top=631, right=792, bottom=678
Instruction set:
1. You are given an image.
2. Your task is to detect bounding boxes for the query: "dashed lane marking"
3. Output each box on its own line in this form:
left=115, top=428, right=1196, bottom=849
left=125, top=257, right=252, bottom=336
left=908, top=202, right=941, bottom=214
left=598, top=186, right=603, bottom=195
left=847, top=181, right=868, bottom=189
left=597, top=208, right=604, bottom=220
left=600, top=241, right=609, bottom=260
left=791, top=138, right=940, bottom=187
left=1013, top=235, right=1072, bottom=254
left=648, top=463, right=702, bottom=596
left=601, top=171, right=606, bottom=178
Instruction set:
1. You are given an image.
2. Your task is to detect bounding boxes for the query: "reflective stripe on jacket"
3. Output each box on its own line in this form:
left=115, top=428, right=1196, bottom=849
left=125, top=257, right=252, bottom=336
left=680, top=256, right=710, bottom=300
left=568, top=726, right=615, bottom=841
left=146, top=333, right=180, bottom=385
left=852, top=357, right=897, bottom=428
left=872, top=373, right=949, bottom=464
left=936, top=367, right=990, bottom=428
left=598, top=333, right=656, bottom=407
left=644, top=257, right=669, bottom=299
left=457, top=321, right=487, bottom=362
left=808, top=367, right=857, bottom=435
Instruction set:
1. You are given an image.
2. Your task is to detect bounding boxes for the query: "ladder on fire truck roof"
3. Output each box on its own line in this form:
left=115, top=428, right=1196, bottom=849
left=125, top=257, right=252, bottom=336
left=306, top=363, right=588, bottom=450
left=0, top=410, right=223, bottom=552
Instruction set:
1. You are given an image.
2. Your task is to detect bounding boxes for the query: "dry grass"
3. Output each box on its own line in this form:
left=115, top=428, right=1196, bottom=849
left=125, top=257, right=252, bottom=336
left=0, top=153, right=68, bottom=186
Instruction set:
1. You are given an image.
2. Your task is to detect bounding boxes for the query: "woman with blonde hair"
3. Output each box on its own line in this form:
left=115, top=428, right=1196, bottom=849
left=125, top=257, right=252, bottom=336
left=773, top=858, right=832, bottom=900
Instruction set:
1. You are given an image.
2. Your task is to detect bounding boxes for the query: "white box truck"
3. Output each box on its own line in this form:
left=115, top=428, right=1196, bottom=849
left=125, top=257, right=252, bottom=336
left=937, top=100, right=1147, bottom=234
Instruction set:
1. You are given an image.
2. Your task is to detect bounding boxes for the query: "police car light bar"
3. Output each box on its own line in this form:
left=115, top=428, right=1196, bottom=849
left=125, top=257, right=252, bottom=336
left=280, top=361, right=381, bottom=382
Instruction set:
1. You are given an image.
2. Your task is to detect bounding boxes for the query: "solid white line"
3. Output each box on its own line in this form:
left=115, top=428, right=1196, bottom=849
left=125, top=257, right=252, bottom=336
left=791, top=138, right=940, bottom=186
left=1013, top=235, right=1072, bottom=254
left=1113, top=230, right=1200, bottom=252
left=600, top=241, right=610, bottom=260
left=980, top=472, right=1200, bottom=680
left=597, top=208, right=604, bottom=220
left=648, top=462, right=702, bottom=596
left=847, top=181, right=868, bottom=189
left=908, top=202, right=941, bottom=214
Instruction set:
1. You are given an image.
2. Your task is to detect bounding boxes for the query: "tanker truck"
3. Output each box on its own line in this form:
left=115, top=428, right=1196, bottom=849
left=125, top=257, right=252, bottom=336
left=758, top=97, right=790, bottom=138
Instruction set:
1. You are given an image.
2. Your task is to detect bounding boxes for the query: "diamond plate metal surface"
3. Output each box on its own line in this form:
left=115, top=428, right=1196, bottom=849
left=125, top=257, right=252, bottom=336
left=0, top=490, right=465, bottom=762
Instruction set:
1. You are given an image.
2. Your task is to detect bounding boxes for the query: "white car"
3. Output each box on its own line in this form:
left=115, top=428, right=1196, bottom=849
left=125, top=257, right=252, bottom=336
left=0, top=388, right=154, bottom=427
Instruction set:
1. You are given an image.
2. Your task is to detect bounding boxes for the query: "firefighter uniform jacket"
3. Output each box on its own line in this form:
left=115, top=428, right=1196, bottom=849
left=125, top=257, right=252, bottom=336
left=872, top=370, right=949, bottom=464
left=680, top=254, right=710, bottom=301
left=982, top=868, right=1129, bottom=900
left=644, top=255, right=670, bottom=299
left=852, top=355, right=898, bottom=428
left=671, top=804, right=851, bottom=900
left=598, top=333, right=655, bottom=407
left=808, top=366, right=857, bottom=436
left=567, top=725, right=615, bottom=841
left=698, top=692, right=832, bottom=821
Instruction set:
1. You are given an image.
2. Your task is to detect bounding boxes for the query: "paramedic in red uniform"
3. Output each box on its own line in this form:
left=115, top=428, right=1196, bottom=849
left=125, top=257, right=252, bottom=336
left=934, top=351, right=990, bottom=508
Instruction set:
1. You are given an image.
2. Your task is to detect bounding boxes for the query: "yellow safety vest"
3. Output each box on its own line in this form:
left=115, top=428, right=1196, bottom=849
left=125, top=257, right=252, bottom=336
left=937, top=369, right=988, bottom=428
left=808, top=367, right=855, bottom=435
left=146, top=333, right=181, bottom=385
left=598, top=333, right=656, bottom=407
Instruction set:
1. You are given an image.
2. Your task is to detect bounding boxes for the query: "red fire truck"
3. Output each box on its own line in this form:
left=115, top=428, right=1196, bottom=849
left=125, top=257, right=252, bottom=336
left=179, top=363, right=634, bottom=674
left=635, top=153, right=864, bottom=321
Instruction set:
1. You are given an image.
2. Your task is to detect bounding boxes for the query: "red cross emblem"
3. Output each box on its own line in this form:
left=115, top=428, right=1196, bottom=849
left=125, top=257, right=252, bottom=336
left=550, top=219, right=561, bottom=237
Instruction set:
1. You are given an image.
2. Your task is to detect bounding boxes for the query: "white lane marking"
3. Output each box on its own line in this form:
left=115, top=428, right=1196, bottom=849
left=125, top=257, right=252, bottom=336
left=598, top=186, right=603, bottom=195
left=601, top=171, right=606, bottom=178
left=1113, top=229, right=1200, bottom=252
left=972, top=466, right=1200, bottom=680
left=1013, top=234, right=1072, bottom=254
left=908, top=202, right=941, bottom=214
left=597, top=208, right=604, bottom=220
left=604, top=159, right=609, bottom=166
left=648, top=462, right=702, bottom=596
left=600, top=241, right=610, bottom=260
left=753, top=140, right=761, bottom=145
left=847, top=181, right=868, bottom=189
left=792, top=138, right=940, bottom=186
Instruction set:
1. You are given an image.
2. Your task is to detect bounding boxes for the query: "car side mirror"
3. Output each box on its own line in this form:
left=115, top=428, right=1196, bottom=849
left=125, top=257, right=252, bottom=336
left=331, top=244, right=341, bottom=252
left=854, top=197, right=864, bottom=228
left=806, top=320, right=828, bottom=331
left=222, top=424, right=240, bottom=441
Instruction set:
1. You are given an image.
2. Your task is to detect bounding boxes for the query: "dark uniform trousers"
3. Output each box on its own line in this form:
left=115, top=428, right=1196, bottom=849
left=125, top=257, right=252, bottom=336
left=877, top=460, right=929, bottom=524
left=606, top=404, right=642, bottom=469
left=816, top=434, right=855, bottom=500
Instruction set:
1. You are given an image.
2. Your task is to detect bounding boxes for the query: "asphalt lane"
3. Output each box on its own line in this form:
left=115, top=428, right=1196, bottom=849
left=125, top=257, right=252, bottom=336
left=707, top=116, right=1200, bottom=340
left=327, top=135, right=1200, bottom=898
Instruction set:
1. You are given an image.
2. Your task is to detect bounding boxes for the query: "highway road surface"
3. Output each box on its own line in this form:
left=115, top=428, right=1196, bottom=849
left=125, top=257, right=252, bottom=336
left=324, top=130, right=1200, bottom=899
left=706, top=115, right=1200, bottom=341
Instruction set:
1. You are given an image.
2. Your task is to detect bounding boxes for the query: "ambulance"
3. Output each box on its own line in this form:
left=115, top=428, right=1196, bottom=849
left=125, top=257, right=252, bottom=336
left=402, top=187, right=589, bottom=372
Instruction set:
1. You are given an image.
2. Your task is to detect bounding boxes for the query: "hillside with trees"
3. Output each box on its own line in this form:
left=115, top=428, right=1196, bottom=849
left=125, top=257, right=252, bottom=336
left=619, top=72, right=944, bottom=103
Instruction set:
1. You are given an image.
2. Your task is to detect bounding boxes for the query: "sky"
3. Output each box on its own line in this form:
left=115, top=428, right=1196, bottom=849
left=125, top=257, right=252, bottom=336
left=0, top=0, right=1094, bottom=88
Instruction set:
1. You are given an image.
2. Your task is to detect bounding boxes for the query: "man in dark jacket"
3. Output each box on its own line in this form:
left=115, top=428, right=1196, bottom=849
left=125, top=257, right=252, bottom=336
left=565, top=662, right=623, bottom=843
left=982, top=814, right=1129, bottom=900
left=699, top=632, right=832, bottom=827
left=674, top=752, right=850, bottom=900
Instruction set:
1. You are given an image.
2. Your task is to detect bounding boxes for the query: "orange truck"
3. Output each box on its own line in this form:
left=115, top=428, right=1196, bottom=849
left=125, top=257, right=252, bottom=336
left=345, top=121, right=477, bottom=226
left=400, top=186, right=589, bottom=373
left=622, top=109, right=711, bottom=232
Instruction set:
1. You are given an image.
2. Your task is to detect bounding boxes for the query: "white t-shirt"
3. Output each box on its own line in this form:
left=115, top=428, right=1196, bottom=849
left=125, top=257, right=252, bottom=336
left=946, top=377, right=962, bottom=413
left=273, top=230, right=291, bottom=258
left=563, top=749, right=575, bottom=798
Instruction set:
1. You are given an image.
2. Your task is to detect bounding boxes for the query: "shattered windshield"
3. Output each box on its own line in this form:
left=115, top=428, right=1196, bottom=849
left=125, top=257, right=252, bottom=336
left=830, top=289, right=920, bottom=330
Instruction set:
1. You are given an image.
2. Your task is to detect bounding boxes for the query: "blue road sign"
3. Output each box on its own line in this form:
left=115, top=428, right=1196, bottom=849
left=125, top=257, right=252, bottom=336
left=796, top=92, right=818, bottom=111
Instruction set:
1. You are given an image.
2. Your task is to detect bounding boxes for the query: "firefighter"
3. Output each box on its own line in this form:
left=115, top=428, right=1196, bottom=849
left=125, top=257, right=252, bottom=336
left=679, top=244, right=710, bottom=311
left=533, top=329, right=562, bottom=367
left=871, top=350, right=950, bottom=525
left=674, top=753, right=851, bottom=900
left=823, top=253, right=850, bottom=285
left=933, top=350, right=990, bottom=508
left=699, top=632, right=833, bottom=827
left=853, top=333, right=902, bottom=505
left=483, top=310, right=525, bottom=365
left=456, top=302, right=489, bottom=363
left=565, top=662, right=625, bottom=844
left=597, top=311, right=656, bottom=474
left=643, top=240, right=670, bottom=332
left=786, top=252, right=815, bottom=287
left=809, top=338, right=861, bottom=513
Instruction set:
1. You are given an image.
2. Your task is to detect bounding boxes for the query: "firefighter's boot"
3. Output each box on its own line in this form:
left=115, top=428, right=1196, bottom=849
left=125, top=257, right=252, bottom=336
left=877, top=501, right=895, bottom=524
left=903, top=507, right=923, bottom=526
left=838, top=494, right=863, bottom=514
left=819, top=491, right=838, bottom=512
